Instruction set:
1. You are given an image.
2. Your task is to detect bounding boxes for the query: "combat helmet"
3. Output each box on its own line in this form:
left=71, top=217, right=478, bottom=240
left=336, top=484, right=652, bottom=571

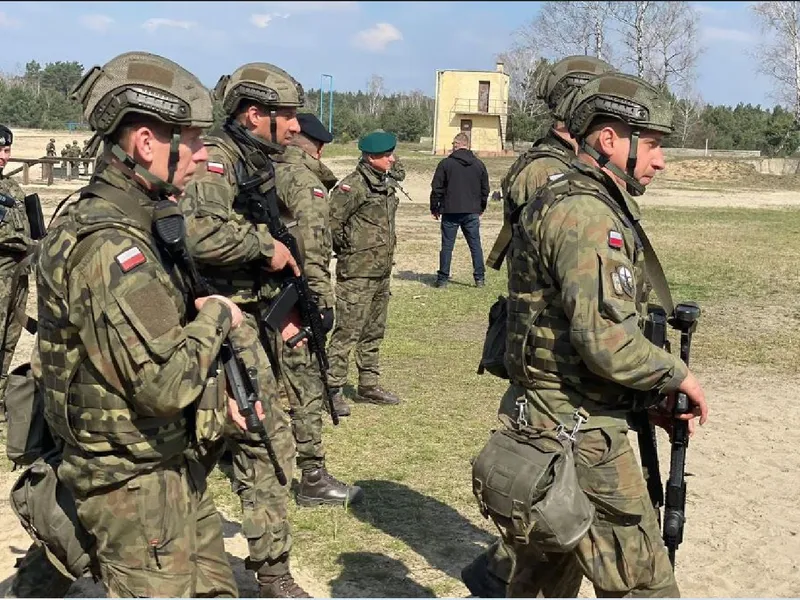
left=567, top=72, right=673, bottom=196
left=536, top=55, right=615, bottom=122
left=70, top=51, right=213, bottom=195
left=213, top=62, right=305, bottom=151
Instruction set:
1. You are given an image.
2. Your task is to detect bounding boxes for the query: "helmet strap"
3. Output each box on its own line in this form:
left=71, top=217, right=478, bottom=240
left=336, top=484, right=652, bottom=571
left=166, top=127, right=181, bottom=187
left=269, top=109, right=279, bottom=146
left=580, top=137, right=645, bottom=197
left=108, top=140, right=181, bottom=199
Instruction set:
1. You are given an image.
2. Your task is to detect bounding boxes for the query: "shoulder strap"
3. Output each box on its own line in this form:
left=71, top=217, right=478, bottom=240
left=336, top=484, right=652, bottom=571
left=489, top=149, right=573, bottom=271
left=566, top=172, right=675, bottom=314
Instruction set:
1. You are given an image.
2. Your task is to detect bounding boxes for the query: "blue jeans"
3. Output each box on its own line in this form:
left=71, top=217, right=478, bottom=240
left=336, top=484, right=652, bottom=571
left=437, top=212, right=485, bottom=282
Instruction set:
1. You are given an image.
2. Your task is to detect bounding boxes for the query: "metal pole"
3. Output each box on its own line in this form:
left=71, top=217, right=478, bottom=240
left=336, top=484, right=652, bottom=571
left=321, top=74, right=333, bottom=134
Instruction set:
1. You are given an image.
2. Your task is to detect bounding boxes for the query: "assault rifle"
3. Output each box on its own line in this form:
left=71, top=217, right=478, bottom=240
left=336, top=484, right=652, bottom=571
left=634, top=301, right=701, bottom=569
left=235, top=165, right=340, bottom=426
left=663, top=301, right=701, bottom=567
left=152, top=201, right=287, bottom=486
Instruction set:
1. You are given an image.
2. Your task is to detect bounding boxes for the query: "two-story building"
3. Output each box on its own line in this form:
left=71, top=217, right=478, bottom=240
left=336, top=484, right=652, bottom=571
left=432, top=62, right=510, bottom=156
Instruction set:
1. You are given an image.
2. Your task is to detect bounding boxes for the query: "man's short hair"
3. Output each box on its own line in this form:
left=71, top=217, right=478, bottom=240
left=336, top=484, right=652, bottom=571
left=453, top=132, right=469, bottom=147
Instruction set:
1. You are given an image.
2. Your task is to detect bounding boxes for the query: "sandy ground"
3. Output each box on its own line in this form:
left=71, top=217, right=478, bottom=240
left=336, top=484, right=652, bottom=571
left=0, top=129, right=799, bottom=596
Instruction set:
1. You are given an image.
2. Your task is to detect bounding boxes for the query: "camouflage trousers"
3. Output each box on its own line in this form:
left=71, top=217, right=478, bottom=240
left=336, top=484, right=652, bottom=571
left=225, top=312, right=295, bottom=576
left=74, top=456, right=237, bottom=598
left=327, top=276, right=391, bottom=389
left=0, top=262, right=28, bottom=404
left=260, top=317, right=327, bottom=473
left=506, top=427, right=678, bottom=598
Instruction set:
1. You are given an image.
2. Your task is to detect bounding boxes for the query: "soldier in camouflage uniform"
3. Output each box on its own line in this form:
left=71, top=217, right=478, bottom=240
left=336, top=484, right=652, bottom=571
left=69, top=140, right=81, bottom=175
left=272, top=112, right=365, bottom=507
left=327, top=130, right=402, bottom=411
left=485, top=56, right=615, bottom=274
left=33, top=51, right=245, bottom=598
left=484, top=72, right=709, bottom=597
left=462, top=55, right=615, bottom=598
left=181, top=62, right=316, bottom=598
left=0, top=125, right=34, bottom=410
left=46, top=138, right=56, bottom=157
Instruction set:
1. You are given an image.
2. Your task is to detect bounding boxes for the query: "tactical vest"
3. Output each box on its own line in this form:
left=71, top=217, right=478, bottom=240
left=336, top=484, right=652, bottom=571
left=37, top=184, right=190, bottom=460
left=201, top=132, right=303, bottom=304
left=488, top=140, right=573, bottom=270
left=505, top=172, right=648, bottom=406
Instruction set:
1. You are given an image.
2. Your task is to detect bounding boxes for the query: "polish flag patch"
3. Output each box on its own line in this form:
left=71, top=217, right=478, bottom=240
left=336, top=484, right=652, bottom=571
left=115, top=247, right=146, bottom=272
left=340, top=184, right=351, bottom=192
left=313, top=188, right=325, bottom=198
left=207, top=161, right=225, bottom=175
left=608, top=230, right=624, bottom=250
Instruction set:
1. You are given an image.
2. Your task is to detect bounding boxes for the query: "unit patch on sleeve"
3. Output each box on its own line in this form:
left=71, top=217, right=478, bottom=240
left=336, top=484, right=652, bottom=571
left=608, top=230, right=624, bottom=250
left=313, top=188, right=325, bottom=198
left=340, top=184, right=351, bottom=192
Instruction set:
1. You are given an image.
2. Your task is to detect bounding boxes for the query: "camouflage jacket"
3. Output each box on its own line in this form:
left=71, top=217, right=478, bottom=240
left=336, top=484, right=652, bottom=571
left=329, top=161, right=398, bottom=279
left=273, top=145, right=338, bottom=309
left=37, top=165, right=232, bottom=497
left=501, top=160, right=687, bottom=429
left=181, top=128, right=280, bottom=306
left=388, top=156, right=406, bottom=184
left=0, top=173, right=33, bottom=273
left=502, top=130, right=575, bottom=222
left=487, top=132, right=575, bottom=271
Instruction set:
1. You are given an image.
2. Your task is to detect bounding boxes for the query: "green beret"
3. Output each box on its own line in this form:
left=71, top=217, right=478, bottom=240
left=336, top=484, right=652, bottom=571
left=358, top=131, right=396, bottom=154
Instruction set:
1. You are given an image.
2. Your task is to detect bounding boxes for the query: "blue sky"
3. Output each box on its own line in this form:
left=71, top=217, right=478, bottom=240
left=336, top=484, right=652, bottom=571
left=0, top=1, right=775, bottom=108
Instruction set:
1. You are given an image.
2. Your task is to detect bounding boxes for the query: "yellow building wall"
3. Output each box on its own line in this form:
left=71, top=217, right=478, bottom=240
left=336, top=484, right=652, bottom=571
left=433, top=68, right=510, bottom=156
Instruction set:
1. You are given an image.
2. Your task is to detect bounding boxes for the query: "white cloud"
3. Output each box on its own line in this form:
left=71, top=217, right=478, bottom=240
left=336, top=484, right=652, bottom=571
left=250, top=12, right=289, bottom=28
left=80, top=14, right=114, bottom=33
left=142, top=18, right=197, bottom=33
left=702, top=26, right=756, bottom=43
left=0, top=11, right=21, bottom=28
left=351, top=22, right=403, bottom=52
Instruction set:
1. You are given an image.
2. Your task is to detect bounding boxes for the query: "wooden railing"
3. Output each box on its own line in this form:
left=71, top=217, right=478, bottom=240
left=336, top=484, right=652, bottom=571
left=4, top=156, right=99, bottom=185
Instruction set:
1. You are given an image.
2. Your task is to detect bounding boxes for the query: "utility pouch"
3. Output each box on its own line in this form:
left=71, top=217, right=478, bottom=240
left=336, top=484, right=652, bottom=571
left=471, top=425, right=595, bottom=552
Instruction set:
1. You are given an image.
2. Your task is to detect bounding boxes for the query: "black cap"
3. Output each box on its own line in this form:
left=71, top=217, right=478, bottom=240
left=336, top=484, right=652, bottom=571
left=0, top=125, right=12, bottom=147
left=297, top=113, right=333, bottom=144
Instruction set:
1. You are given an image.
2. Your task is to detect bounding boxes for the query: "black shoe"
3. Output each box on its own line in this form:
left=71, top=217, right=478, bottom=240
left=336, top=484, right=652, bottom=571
left=475, top=279, right=486, bottom=288
left=460, top=552, right=507, bottom=598
left=355, top=385, right=402, bottom=405
left=295, top=467, right=365, bottom=507
left=434, top=278, right=448, bottom=288
left=330, top=388, right=351, bottom=417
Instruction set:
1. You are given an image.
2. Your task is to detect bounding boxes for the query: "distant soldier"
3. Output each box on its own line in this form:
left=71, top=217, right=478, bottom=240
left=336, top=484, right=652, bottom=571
left=69, top=140, right=81, bottom=175
left=327, top=130, right=403, bottom=412
left=81, top=139, right=92, bottom=175
left=60, top=144, right=70, bottom=174
left=0, top=125, right=34, bottom=411
left=45, top=138, right=56, bottom=157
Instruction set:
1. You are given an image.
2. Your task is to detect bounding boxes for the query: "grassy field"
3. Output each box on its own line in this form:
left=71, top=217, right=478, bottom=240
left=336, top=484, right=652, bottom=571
left=2, top=132, right=800, bottom=597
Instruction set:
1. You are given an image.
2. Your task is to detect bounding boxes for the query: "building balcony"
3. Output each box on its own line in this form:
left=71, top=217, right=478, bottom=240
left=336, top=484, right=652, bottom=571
left=451, top=97, right=507, bottom=116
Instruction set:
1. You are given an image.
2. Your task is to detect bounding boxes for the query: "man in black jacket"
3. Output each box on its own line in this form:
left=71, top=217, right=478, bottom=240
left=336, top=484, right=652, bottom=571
left=429, top=132, right=490, bottom=288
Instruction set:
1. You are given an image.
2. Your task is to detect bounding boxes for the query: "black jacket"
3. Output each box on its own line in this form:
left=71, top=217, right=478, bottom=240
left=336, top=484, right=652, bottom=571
left=429, top=148, right=490, bottom=215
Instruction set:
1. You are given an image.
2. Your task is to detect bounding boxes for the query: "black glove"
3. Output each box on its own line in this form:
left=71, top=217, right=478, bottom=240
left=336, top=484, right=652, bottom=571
left=320, top=307, right=334, bottom=333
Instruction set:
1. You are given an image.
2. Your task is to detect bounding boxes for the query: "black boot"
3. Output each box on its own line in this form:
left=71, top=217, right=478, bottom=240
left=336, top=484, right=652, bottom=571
left=258, top=573, right=311, bottom=598
left=460, top=552, right=507, bottom=598
left=330, top=387, right=350, bottom=417
left=355, top=385, right=401, bottom=405
left=296, top=467, right=364, bottom=507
